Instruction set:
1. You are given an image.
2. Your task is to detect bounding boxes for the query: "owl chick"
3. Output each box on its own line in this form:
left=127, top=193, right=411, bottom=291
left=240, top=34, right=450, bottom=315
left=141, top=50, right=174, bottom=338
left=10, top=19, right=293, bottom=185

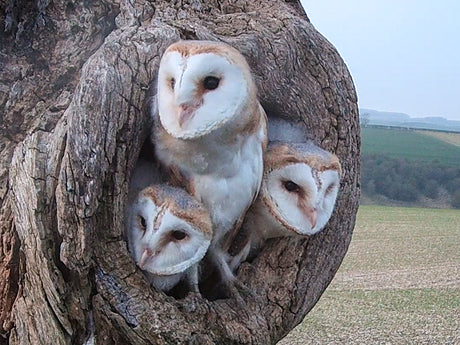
left=230, top=141, right=341, bottom=268
left=126, top=184, right=212, bottom=292
left=152, top=40, right=267, bottom=284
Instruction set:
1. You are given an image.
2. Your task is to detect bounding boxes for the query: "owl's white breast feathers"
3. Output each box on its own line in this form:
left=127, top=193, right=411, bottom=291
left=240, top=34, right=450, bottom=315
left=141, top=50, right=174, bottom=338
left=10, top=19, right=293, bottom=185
left=144, top=271, right=183, bottom=291
left=193, top=126, right=265, bottom=243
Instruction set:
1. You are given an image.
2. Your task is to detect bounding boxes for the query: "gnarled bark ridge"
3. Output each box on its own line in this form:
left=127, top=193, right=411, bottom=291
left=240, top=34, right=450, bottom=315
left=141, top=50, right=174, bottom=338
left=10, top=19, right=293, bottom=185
left=0, top=1, right=360, bottom=344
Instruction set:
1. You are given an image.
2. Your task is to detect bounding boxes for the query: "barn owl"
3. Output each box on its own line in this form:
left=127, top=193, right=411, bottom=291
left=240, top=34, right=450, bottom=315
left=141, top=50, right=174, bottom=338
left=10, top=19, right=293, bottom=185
left=152, top=40, right=267, bottom=284
left=230, top=141, right=341, bottom=268
left=126, top=184, right=212, bottom=292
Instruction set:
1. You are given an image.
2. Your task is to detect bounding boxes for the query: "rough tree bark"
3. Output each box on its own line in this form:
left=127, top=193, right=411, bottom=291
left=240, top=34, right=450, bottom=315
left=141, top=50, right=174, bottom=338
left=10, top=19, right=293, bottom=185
left=0, top=0, right=360, bottom=344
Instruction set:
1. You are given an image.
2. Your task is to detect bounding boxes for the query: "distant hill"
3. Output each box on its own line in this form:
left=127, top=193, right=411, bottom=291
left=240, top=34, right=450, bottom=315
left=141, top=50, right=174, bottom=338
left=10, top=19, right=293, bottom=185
left=360, top=108, right=460, bottom=132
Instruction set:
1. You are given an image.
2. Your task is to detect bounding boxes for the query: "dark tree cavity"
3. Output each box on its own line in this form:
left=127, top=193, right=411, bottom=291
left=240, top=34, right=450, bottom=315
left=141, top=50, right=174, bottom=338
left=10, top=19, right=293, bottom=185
left=0, top=1, right=360, bottom=344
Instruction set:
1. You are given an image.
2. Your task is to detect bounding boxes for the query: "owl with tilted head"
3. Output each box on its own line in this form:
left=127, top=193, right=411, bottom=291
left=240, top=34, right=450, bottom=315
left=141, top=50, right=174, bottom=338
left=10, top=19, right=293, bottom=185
left=230, top=141, right=342, bottom=268
left=152, top=40, right=267, bottom=287
left=126, top=184, right=212, bottom=292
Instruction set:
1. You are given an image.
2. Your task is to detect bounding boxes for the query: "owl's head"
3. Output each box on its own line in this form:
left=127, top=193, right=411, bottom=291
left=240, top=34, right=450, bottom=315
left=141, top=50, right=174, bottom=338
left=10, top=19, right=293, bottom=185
left=157, top=40, right=256, bottom=139
left=127, top=185, right=212, bottom=276
left=261, top=142, right=341, bottom=236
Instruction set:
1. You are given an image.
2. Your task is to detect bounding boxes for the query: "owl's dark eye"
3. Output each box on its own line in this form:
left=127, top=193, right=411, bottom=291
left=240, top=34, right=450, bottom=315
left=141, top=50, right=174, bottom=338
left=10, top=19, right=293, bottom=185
left=138, top=216, right=147, bottom=231
left=203, top=76, right=220, bottom=90
left=171, top=230, right=188, bottom=241
left=283, top=180, right=300, bottom=193
left=170, top=78, right=176, bottom=89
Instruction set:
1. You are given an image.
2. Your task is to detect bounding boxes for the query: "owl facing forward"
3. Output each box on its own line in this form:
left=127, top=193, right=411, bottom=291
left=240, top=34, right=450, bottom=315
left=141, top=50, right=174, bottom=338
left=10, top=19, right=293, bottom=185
left=152, top=40, right=267, bottom=284
left=230, top=141, right=341, bottom=268
left=126, top=184, right=212, bottom=292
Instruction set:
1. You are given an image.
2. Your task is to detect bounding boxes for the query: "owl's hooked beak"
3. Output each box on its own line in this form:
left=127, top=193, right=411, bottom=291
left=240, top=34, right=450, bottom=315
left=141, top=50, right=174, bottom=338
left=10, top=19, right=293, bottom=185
left=177, top=102, right=201, bottom=128
left=138, top=248, right=159, bottom=270
left=303, top=207, right=318, bottom=229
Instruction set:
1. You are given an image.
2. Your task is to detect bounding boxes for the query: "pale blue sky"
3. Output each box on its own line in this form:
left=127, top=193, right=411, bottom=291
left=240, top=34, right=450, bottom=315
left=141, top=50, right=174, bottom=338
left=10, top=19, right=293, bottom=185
left=300, top=0, right=460, bottom=121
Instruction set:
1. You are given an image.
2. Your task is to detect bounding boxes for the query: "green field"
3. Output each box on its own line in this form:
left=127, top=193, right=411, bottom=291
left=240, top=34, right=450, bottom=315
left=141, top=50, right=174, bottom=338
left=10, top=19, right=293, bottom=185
left=361, top=127, right=460, bottom=167
left=279, top=205, right=460, bottom=344
left=418, top=130, right=460, bottom=147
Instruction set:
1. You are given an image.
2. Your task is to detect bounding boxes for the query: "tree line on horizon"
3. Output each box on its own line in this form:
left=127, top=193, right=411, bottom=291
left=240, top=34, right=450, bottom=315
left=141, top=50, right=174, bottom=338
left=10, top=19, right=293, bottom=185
left=360, top=153, right=460, bottom=208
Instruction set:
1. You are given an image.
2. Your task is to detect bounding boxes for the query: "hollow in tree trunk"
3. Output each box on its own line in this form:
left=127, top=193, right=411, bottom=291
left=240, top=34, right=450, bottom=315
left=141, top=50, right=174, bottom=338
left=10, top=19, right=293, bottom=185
left=0, top=1, right=360, bottom=344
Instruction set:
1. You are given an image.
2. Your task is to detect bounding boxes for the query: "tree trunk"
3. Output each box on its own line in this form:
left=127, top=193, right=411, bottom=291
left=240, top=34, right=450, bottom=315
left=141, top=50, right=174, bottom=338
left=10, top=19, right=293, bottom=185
left=0, top=1, right=360, bottom=344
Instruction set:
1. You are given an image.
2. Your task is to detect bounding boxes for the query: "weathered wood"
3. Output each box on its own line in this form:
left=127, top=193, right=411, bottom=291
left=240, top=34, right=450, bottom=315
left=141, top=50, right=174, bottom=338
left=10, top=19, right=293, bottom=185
left=0, top=0, right=360, bottom=344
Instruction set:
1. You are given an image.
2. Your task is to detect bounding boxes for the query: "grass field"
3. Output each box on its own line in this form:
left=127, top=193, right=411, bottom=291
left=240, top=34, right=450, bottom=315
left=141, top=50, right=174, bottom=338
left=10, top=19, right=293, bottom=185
left=279, top=205, right=460, bottom=344
left=361, top=127, right=460, bottom=167
left=418, top=130, right=460, bottom=147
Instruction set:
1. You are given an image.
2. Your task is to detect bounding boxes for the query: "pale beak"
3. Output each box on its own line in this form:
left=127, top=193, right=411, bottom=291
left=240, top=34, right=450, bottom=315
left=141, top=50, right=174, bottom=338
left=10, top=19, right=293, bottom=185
left=304, top=207, right=318, bottom=228
left=178, top=104, right=198, bottom=128
left=138, top=248, right=154, bottom=270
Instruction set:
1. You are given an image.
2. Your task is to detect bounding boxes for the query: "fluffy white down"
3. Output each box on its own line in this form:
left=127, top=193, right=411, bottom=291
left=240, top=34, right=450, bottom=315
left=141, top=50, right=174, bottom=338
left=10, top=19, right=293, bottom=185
left=267, top=117, right=309, bottom=143
left=157, top=51, right=248, bottom=139
left=144, top=271, right=183, bottom=292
